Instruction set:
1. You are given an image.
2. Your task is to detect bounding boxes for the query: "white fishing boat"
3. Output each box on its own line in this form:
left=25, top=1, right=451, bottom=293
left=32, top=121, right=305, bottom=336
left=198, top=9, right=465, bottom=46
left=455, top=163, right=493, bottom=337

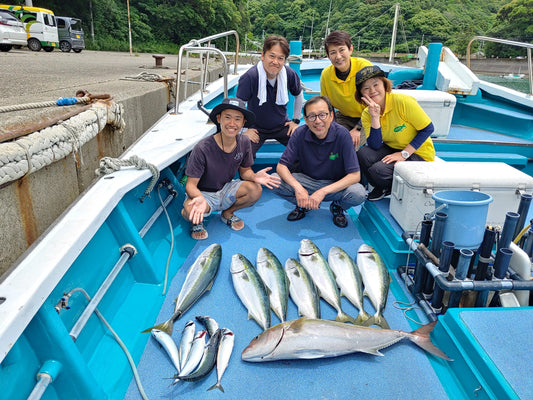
left=0, top=31, right=532, bottom=400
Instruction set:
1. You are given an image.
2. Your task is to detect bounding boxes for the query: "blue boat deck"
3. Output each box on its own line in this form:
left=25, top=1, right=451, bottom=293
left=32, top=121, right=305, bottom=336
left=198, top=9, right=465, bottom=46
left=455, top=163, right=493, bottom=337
left=124, top=191, right=450, bottom=400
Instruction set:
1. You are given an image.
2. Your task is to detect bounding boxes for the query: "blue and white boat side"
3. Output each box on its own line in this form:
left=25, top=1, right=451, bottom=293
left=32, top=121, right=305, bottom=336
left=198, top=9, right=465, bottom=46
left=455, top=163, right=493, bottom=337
left=0, top=67, right=248, bottom=364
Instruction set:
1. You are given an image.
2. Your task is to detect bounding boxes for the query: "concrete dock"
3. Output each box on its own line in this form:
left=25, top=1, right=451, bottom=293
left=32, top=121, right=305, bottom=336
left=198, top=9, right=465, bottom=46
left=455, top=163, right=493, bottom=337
left=0, top=48, right=225, bottom=275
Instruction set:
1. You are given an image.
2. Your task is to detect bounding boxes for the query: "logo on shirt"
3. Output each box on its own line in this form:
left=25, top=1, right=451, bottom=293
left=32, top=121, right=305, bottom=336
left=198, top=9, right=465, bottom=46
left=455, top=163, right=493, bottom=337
left=394, top=124, right=406, bottom=133
left=329, top=153, right=339, bottom=160
left=234, top=152, right=244, bottom=161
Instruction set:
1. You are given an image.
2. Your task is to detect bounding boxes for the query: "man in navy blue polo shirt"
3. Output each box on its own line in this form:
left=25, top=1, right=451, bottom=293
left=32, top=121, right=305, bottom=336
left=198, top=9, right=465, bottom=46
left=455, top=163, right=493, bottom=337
left=271, top=96, right=367, bottom=228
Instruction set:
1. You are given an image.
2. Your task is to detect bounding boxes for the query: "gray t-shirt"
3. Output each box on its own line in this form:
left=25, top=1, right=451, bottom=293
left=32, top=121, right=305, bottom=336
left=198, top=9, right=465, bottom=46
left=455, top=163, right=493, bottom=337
left=185, top=134, right=253, bottom=192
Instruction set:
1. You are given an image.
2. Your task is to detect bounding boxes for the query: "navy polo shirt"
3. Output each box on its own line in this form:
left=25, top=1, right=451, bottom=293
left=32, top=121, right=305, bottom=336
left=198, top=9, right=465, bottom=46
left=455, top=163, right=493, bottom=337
left=279, top=121, right=360, bottom=181
left=236, top=64, right=301, bottom=132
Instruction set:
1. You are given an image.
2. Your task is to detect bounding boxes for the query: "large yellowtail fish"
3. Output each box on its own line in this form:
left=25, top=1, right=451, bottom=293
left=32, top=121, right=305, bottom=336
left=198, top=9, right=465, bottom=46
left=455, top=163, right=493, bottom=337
left=298, top=239, right=357, bottom=324
left=328, top=246, right=371, bottom=326
left=357, top=244, right=391, bottom=329
left=241, top=317, right=451, bottom=362
left=256, top=248, right=289, bottom=323
left=231, top=253, right=271, bottom=330
left=142, top=243, right=221, bottom=334
left=284, top=258, right=321, bottom=319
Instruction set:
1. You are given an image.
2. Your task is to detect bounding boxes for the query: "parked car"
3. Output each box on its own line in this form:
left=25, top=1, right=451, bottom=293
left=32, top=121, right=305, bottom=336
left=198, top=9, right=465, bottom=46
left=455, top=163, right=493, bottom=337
left=56, top=16, right=84, bottom=53
left=0, top=9, right=27, bottom=52
left=0, top=5, right=58, bottom=51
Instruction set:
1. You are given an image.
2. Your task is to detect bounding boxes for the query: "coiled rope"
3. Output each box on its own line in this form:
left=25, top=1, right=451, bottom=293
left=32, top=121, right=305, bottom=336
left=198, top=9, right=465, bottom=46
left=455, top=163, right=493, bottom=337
left=95, top=155, right=160, bottom=202
left=287, top=54, right=304, bottom=64
left=0, top=102, right=125, bottom=186
left=122, top=71, right=168, bottom=82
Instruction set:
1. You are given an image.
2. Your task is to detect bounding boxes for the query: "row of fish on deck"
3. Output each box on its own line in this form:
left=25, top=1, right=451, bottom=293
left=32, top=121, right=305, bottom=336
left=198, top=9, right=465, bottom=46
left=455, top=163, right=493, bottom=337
left=143, top=240, right=450, bottom=393
left=231, top=239, right=390, bottom=330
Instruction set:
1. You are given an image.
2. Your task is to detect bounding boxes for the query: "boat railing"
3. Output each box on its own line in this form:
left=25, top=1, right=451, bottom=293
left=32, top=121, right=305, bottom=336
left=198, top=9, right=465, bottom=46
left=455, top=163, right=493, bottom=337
left=173, top=30, right=240, bottom=114
left=466, top=36, right=533, bottom=96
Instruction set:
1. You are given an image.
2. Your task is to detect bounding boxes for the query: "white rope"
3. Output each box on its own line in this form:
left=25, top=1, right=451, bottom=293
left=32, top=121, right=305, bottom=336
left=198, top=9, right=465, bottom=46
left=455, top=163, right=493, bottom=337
left=0, top=96, right=91, bottom=114
left=95, top=155, right=160, bottom=202
left=0, top=102, right=125, bottom=186
left=121, top=72, right=166, bottom=82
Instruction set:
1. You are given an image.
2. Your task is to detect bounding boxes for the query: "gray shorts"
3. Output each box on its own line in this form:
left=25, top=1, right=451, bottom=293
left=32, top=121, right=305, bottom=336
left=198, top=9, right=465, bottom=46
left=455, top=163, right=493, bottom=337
left=186, top=180, right=244, bottom=216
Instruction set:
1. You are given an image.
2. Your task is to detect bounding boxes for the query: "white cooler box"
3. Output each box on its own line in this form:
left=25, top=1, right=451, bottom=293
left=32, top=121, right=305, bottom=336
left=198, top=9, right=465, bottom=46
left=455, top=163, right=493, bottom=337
left=393, top=89, right=456, bottom=138
left=390, top=161, right=533, bottom=232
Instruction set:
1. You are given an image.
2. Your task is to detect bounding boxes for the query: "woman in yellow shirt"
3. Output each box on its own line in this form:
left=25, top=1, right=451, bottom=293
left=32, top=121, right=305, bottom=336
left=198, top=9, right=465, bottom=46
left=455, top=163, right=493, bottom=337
left=355, top=66, right=435, bottom=201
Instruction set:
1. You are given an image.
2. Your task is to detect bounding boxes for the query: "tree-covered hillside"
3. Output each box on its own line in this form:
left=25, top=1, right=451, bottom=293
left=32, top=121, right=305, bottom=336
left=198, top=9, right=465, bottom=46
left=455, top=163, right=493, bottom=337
left=13, top=0, right=533, bottom=56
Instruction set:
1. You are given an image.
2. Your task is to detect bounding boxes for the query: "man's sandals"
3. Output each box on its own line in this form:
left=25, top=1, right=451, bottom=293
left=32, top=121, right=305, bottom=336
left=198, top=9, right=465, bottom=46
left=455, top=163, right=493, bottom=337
left=220, top=213, right=244, bottom=231
left=190, top=223, right=208, bottom=240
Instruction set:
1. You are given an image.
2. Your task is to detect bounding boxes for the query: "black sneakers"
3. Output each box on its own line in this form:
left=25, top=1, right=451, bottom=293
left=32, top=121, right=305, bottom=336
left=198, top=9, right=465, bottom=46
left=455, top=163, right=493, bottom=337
left=367, top=187, right=391, bottom=201
left=287, top=206, right=307, bottom=221
left=287, top=203, right=348, bottom=228
left=330, top=202, right=348, bottom=228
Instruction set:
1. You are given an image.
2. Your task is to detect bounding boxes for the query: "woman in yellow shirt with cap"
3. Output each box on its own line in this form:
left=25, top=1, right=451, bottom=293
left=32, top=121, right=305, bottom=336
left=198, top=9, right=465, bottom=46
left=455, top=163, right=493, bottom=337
left=355, top=66, right=435, bottom=201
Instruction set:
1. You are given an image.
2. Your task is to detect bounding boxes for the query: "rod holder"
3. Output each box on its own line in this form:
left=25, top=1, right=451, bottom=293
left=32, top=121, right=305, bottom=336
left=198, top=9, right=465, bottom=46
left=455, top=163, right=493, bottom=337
left=448, top=249, right=474, bottom=308
left=430, top=241, right=454, bottom=312
left=514, top=193, right=532, bottom=240
left=499, top=212, right=519, bottom=252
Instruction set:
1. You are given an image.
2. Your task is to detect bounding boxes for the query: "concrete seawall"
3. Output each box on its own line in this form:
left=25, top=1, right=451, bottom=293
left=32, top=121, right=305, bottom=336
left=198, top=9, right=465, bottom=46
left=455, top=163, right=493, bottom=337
left=0, top=49, right=224, bottom=275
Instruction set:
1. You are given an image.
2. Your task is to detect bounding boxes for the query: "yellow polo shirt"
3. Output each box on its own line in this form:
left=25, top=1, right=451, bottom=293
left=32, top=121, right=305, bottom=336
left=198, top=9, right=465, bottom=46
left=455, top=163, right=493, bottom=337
left=320, top=57, right=373, bottom=118
left=361, top=92, right=435, bottom=161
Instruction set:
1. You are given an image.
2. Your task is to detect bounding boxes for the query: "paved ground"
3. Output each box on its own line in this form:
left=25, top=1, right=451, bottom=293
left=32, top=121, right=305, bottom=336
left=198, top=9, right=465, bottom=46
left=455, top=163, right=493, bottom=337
left=0, top=48, right=182, bottom=106
left=0, top=47, right=227, bottom=135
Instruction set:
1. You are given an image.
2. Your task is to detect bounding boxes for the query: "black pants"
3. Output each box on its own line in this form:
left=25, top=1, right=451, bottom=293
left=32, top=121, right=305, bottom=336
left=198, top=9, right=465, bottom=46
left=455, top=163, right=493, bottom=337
left=358, top=144, right=425, bottom=190
left=251, top=124, right=290, bottom=157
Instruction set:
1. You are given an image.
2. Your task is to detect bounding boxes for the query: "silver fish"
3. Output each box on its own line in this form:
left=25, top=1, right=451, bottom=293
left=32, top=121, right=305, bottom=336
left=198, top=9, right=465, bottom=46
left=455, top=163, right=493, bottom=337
left=196, top=315, right=219, bottom=337
left=284, top=258, right=320, bottom=319
left=207, top=328, right=235, bottom=392
left=175, top=329, right=222, bottom=382
left=241, top=317, right=451, bottom=362
left=178, top=320, right=196, bottom=372
left=328, top=246, right=371, bottom=326
left=357, top=244, right=391, bottom=329
left=231, top=253, right=271, bottom=330
left=298, top=239, right=356, bottom=324
left=174, top=329, right=207, bottom=384
left=142, top=243, right=221, bottom=334
left=151, top=329, right=181, bottom=373
left=256, top=248, right=289, bottom=323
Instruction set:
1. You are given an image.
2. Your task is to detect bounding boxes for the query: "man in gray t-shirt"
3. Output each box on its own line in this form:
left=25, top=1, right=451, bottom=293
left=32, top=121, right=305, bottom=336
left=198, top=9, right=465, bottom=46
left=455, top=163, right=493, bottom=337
left=182, top=98, right=281, bottom=240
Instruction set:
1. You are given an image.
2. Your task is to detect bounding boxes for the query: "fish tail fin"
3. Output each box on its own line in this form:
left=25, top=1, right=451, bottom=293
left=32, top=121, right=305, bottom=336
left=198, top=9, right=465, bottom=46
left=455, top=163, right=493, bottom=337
left=368, top=312, right=390, bottom=329
left=354, top=310, right=373, bottom=326
left=362, top=313, right=390, bottom=329
left=336, top=311, right=358, bottom=325
left=141, top=318, right=174, bottom=335
left=375, top=314, right=390, bottom=329
left=409, top=321, right=453, bottom=361
left=207, top=382, right=224, bottom=392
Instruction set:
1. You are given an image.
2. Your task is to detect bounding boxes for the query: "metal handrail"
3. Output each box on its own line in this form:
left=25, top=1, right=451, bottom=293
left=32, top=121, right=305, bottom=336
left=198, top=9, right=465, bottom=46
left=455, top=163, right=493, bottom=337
left=466, top=36, right=533, bottom=95
left=174, top=30, right=240, bottom=113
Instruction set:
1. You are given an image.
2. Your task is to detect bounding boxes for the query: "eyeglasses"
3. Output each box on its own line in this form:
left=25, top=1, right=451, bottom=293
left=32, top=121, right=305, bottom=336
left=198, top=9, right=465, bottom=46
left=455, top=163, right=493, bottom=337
left=305, top=112, right=329, bottom=122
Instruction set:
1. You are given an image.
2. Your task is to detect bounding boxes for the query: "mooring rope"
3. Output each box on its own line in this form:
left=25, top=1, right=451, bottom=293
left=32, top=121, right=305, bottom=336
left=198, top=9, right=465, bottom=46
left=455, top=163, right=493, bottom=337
left=0, top=102, right=125, bottom=186
left=95, top=155, right=160, bottom=202
left=121, top=72, right=167, bottom=82
left=0, top=96, right=91, bottom=114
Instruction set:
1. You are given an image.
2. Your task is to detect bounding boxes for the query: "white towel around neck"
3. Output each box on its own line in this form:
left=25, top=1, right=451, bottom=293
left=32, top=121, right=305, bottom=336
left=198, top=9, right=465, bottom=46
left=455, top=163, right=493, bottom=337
left=257, top=60, right=289, bottom=106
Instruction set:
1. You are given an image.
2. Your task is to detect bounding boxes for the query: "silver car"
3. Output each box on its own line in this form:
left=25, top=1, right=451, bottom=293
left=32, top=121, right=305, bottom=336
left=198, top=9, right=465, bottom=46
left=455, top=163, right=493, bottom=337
left=0, top=9, right=27, bottom=52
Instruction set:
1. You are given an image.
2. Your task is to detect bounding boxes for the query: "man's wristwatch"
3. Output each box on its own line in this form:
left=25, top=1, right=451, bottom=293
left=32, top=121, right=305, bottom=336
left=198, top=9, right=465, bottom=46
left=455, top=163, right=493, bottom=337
left=401, top=150, right=410, bottom=159
left=292, top=118, right=300, bottom=125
